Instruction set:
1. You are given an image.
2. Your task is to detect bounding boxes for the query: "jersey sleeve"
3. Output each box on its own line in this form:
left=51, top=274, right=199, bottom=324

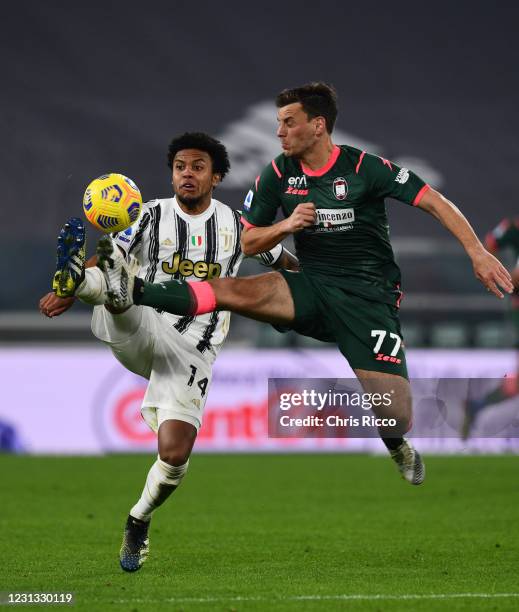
left=112, top=204, right=151, bottom=260
left=356, top=152, right=430, bottom=206
left=241, top=160, right=283, bottom=227
left=253, top=243, right=284, bottom=267
left=235, top=208, right=284, bottom=266
left=486, top=218, right=518, bottom=252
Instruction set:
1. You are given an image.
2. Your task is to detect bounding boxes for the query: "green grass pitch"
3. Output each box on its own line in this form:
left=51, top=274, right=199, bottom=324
left=1, top=454, right=518, bottom=611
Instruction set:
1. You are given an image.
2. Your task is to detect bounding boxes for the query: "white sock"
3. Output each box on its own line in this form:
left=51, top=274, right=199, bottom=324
left=76, top=268, right=106, bottom=305
left=130, top=458, right=189, bottom=522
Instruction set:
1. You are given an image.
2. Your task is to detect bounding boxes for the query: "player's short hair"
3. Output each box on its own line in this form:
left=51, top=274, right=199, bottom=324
left=167, top=132, right=230, bottom=180
left=275, top=82, right=338, bottom=133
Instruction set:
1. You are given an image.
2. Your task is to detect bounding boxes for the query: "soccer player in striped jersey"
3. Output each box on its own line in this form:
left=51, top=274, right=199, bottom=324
left=39, top=132, right=297, bottom=572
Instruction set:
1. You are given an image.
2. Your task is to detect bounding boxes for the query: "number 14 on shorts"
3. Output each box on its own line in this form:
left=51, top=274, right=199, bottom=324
left=187, top=365, right=209, bottom=396
left=371, top=329, right=402, bottom=356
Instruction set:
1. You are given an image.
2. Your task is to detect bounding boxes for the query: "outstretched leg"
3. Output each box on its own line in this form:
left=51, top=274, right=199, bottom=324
left=142, top=273, right=296, bottom=323
left=95, top=234, right=296, bottom=324
left=208, top=273, right=295, bottom=323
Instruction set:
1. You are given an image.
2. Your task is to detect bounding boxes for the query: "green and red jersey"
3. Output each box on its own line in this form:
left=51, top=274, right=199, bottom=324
left=486, top=218, right=519, bottom=261
left=241, top=144, right=429, bottom=306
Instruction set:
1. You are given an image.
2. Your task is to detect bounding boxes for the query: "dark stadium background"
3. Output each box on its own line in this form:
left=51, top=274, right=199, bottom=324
left=2, top=3, right=518, bottom=609
left=1, top=0, right=517, bottom=347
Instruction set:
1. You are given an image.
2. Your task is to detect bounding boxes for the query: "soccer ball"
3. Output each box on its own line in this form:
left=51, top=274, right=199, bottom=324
left=83, top=173, right=142, bottom=233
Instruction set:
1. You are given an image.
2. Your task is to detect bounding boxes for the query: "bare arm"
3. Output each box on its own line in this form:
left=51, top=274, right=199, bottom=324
left=418, top=188, right=513, bottom=298
left=241, top=203, right=316, bottom=256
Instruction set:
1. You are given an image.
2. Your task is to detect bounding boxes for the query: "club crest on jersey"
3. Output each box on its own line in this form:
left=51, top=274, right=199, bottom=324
left=219, top=227, right=233, bottom=252
left=191, top=235, right=203, bottom=247
left=333, top=177, right=348, bottom=200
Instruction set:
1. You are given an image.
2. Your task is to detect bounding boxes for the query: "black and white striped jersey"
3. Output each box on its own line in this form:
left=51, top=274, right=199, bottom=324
left=113, top=197, right=283, bottom=358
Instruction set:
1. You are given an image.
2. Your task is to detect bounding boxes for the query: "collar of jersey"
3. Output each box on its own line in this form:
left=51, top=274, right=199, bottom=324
left=300, top=144, right=341, bottom=177
left=172, top=196, right=216, bottom=222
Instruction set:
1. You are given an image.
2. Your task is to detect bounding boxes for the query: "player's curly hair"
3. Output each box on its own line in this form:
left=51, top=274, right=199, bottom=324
left=276, top=82, right=338, bottom=133
left=167, top=132, right=231, bottom=180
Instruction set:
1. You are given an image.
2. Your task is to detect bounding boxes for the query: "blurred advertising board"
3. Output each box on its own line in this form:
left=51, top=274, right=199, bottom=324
left=1, top=347, right=517, bottom=454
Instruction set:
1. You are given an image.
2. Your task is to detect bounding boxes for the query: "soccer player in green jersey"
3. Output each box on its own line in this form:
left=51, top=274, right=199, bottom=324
left=485, top=217, right=519, bottom=311
left=461, top=217, right=519, bottom=439
left=99, top=83, right=513, bottom=485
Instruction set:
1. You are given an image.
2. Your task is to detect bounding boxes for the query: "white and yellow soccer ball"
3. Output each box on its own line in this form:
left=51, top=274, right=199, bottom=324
left=83, top=173, right=142, bottom=233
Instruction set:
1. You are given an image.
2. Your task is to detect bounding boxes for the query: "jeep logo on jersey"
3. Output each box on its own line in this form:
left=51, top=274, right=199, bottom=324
left=333, top=177, right=348, bottom=200
left=315, top=208, right=355, bottom=233
left=162, top=253, right=222, bottom=279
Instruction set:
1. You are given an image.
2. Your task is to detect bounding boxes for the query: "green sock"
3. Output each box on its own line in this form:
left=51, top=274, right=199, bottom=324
left=134, top=278, right=194, bottom=315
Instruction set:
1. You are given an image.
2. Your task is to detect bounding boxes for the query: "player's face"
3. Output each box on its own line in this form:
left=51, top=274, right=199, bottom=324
left=276, top=103, right=321, bottom=158
left=172, top=149, right=220, bottom=208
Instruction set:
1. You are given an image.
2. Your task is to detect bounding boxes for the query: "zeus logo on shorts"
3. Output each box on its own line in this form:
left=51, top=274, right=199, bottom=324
left=314, top=208, right=355, bottom=233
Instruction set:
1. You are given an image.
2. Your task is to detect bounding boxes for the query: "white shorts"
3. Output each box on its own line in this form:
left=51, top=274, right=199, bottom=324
left=91, top=305, right=213, bottom=432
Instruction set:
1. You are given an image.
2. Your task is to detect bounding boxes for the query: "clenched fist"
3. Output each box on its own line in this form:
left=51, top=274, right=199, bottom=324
left=282, top=203, right=316, bottom=233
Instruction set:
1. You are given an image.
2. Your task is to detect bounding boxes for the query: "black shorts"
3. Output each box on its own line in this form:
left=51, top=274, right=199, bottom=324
left=278, top=270, right=408, bottom=379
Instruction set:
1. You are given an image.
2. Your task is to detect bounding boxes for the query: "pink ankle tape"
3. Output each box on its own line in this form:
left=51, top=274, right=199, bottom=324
left=189, top=281, right=217, bottom=314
